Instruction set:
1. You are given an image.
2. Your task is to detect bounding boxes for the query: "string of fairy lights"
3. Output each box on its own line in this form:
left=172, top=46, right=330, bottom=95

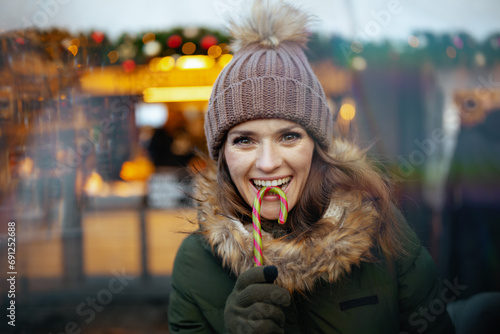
left=1, top=27, right=499, bottom=72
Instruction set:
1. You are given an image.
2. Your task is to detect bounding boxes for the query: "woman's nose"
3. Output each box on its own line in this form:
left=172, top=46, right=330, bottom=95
left=255, top=142, right=282, bottom=172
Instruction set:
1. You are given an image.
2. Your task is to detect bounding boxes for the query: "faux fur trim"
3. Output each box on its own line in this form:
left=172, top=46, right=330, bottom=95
left=228, top=0, right=312, bottom=52
left=196, top=139, right=381, bottom=292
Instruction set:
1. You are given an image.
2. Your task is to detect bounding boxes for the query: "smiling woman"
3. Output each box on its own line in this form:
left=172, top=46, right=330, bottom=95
left=167, top=1, right=456, bottom=333
left=224, top=119, right=314, bottom=222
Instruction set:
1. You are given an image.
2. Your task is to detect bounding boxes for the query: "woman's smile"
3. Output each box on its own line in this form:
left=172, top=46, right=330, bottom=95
left=224, top=119, right=315, bottom=220
left=250, top=176, right=292, bottom=202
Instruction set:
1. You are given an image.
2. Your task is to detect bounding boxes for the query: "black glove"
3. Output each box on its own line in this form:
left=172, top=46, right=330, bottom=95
left=224, top=265, right=291, bottom=334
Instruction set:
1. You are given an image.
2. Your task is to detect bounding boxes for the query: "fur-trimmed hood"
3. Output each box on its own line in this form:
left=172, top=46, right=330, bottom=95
left=196, top=139, right=383, bottom=293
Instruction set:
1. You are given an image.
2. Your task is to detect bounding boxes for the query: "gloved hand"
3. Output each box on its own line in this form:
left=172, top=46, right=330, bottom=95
left=224, top=265, right=291, bottom=334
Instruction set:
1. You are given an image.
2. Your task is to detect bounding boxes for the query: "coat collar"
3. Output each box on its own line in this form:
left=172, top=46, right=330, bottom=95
left=196, top=140, right=381, bottom=292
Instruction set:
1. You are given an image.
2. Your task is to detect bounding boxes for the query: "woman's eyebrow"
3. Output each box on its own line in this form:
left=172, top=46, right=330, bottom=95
left=276, top=126, right=303, bottom=135
left=227, top=130, right=255, bottom=137
left=228, top=126, right=303, bottom=137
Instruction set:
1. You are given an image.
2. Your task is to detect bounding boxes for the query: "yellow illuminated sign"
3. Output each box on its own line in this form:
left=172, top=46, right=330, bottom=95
left=143, top=86, right=213, bottom=102
left=176, top=55, right=215, bottom=70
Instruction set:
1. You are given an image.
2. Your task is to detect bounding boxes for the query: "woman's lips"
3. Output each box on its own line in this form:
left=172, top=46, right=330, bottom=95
left=250, top=177, right=292, bottom=201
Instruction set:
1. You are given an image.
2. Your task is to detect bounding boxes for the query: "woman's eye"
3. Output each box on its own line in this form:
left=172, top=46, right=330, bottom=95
left=232, top=136, right=252, bottom=145
left=283, top=132, right=302, bottom=141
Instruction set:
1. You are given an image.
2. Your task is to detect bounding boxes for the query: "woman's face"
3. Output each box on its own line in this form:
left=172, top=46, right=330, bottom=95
left=224, top=119, right=315, bottom=220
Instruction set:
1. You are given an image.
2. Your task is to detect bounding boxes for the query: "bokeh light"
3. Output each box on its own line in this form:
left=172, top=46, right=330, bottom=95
left=108, top=50, right=120, bottom=64
left=91, top=31, right=104, bottom=44
left=143, top=40, right=162, bottom=57
left=453, top=36, right=464, bottom=49
left=446, top=46, right=457, bottom=59
left=142, top=32, right=155, bottom=44
left=118, top=42, right=138, bottom=59
left=200, top=35, right=218, bottom=50
left=475, top=52, right=486, bottom=67
left=183, top=26, right=199, bottom=38
left=158, top=56, right=175, bottom=71
left=408, top=35, right=419, bottom=48
left=68, top=45, right=78, bottom=56
left=176, top=55, right=215, bottom=70
left=339, top=99, right=356, bottom=121
left=167, top=35, right=183, bottom=49
left=351, top=56, right=367, bottom=71
left=182, top=42, right=196, bottom=55
left=207, top=45, right=222, bottom=58
left=122, top=59, right=136, bottom=72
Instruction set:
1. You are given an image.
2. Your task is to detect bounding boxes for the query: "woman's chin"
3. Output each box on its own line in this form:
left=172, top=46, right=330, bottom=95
left=258, top=199, right=291, bottom=221
left=259, top=208, right=280, bottom=221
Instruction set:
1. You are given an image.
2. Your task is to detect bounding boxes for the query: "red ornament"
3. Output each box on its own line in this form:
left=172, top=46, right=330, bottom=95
left=200, top=35, right=218, bottom=50
left=15, top=38, right=25, bottom=45
left=167, top=35, right=182, bottom=49
left=91, top=31, right=105, bottom=44
left=122, top=59, right=136, bottom=73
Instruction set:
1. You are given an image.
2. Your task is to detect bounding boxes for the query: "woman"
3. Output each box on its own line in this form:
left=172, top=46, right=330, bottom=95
left=168, top=1, right=455, bottom=333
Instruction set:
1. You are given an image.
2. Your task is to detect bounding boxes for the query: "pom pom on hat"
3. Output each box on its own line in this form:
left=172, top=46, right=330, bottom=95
left=228, top=0, right=313, bottom=52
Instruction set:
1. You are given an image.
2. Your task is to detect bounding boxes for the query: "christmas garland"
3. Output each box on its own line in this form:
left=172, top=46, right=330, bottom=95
left=1, top=27, right=499, bottom=71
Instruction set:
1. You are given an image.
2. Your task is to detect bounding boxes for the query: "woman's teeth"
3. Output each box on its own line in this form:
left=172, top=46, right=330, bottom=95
left=253, top=177, right=291, bottom=190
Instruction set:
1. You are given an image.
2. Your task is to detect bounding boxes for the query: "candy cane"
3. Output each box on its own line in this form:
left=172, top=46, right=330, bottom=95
left=252, top=186, right=288, bottom=266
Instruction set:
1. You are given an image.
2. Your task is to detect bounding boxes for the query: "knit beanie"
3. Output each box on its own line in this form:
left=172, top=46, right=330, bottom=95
left=205, top=0, right=334, bottom=160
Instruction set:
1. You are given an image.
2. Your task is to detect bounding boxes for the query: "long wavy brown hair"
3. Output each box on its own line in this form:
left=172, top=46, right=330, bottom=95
left=197, top=139, right=411, bottom=260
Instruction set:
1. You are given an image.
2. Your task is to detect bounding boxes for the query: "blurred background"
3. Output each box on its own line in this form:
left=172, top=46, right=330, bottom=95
left=0, top=0, right=499, bottom=333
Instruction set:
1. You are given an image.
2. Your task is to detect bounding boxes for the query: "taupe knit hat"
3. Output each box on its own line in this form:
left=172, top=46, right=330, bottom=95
left=205, top=0, right=333, bottom=160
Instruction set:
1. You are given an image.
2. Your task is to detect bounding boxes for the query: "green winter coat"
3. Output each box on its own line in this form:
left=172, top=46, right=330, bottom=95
left=168, top=141, right=455, bottom=333
left=169, top=231, right=455, bottom=333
